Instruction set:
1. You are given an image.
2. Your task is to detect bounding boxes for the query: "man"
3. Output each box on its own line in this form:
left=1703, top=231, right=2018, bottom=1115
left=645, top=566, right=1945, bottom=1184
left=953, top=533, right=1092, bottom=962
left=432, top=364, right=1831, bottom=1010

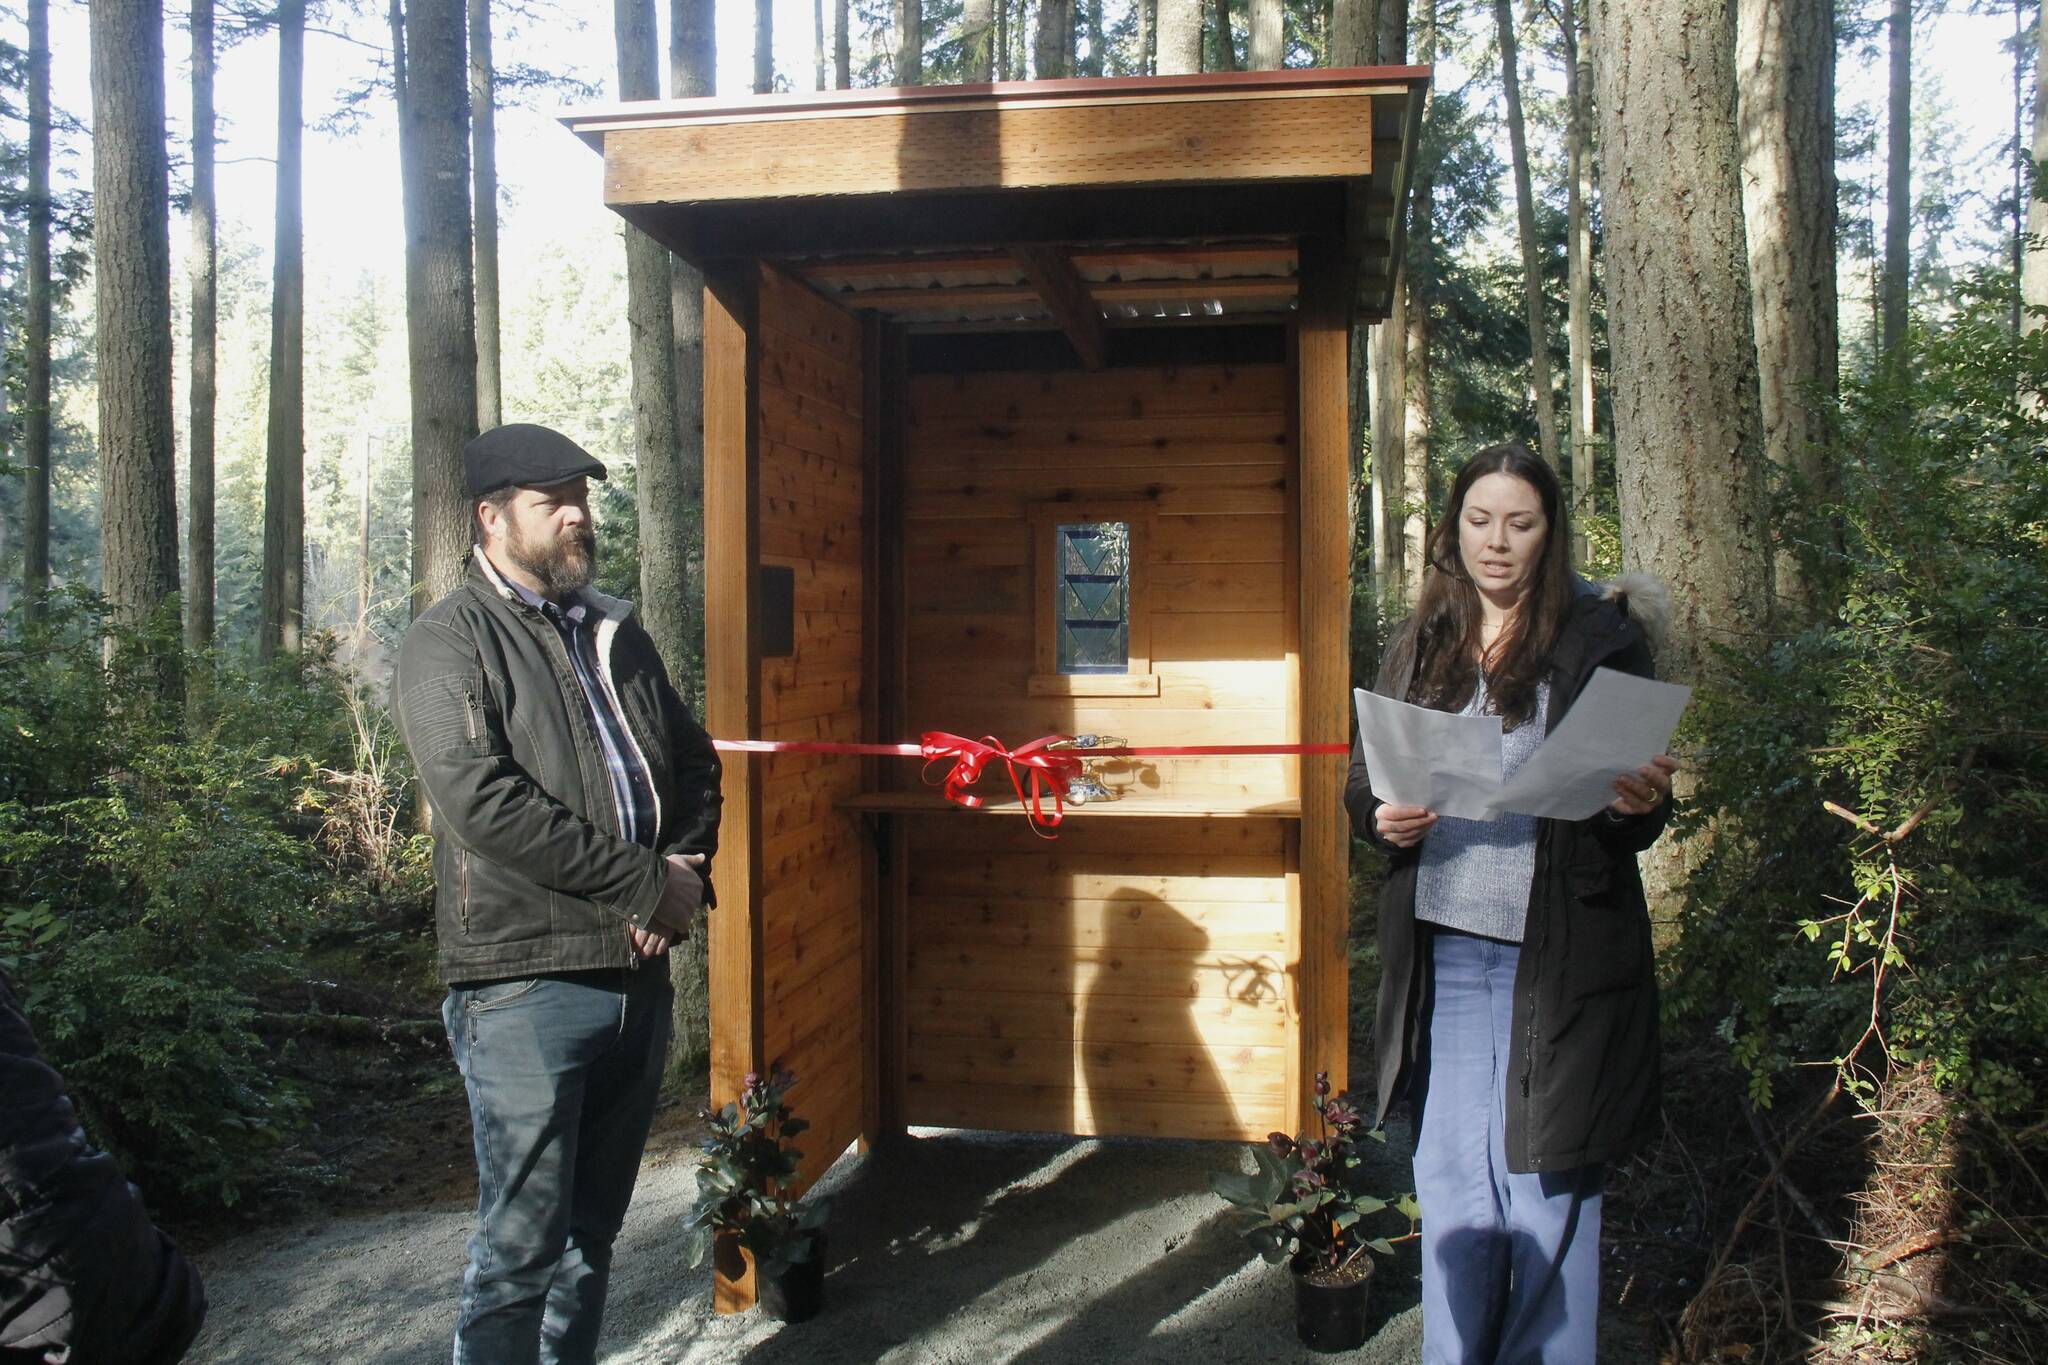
left=1, top=970, right=206, bottom=1365
left=395, top=423, right=721, bottom=1365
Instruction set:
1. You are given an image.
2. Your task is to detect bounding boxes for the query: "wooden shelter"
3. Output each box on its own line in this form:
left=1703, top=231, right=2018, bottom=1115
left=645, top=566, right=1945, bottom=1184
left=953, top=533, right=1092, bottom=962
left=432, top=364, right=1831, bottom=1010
left=567, top=67, right=1429, bottom=1308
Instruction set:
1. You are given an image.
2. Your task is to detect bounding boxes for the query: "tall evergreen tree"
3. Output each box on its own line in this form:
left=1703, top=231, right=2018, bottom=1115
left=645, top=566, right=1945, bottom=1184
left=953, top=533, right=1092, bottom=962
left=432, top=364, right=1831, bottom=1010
left=1556, top=0, right=1597, bottom=563
left=1737, top=0, right=1837, bottom=607
left=1882, top=0, right=1911, bottom=360
left=617, top=0, right=689, bottom=674
left=1156, top=0, right=1202, bottom=72
left=91, top=0, right=183, bottom=692
left=963, top=0, right=997, bottom=78
left=1592, top=0, right=1772, bottom=912
left=260, top=0, right=306, bottom=662
left=756, top=0, right=773, bottom=90
left=395, top=0, right=478, bottom=615
left=470, top=0, right=502, bottom=430
left=2024, top=1, right=2048, bottom=330
left=1495, top=0, right=1561, bottom=471
left=187, top=0, right=216, bottom=647
left=1037, top=0, right=1075, bottom=75
left=897, top=0, right=924, bottom=82
left=22, top=0, right=50, bottom=618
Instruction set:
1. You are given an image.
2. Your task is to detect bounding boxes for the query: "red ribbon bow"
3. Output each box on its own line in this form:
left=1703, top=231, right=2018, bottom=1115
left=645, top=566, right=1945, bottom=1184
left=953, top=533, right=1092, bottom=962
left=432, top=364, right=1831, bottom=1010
left=919, top=731, right=1085, bottom=836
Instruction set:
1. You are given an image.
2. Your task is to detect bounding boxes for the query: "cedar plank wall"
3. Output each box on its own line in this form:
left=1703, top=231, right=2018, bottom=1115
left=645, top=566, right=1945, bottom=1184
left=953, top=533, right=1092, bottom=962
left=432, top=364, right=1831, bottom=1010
left=755, top=265, right=867, bottom=1187
left=900, top=364, right=1296, bottom=1141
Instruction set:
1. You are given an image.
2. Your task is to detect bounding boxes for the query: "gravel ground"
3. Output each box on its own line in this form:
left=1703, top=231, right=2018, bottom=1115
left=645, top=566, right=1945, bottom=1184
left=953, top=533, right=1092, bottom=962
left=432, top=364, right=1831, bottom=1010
left=187, top=1127, right=1427, bottom=1364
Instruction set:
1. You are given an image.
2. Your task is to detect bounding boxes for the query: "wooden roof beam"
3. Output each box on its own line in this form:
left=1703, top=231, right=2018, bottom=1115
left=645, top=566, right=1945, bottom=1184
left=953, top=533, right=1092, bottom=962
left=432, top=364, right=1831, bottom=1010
left=1010, top=245, right=1109, bottom=370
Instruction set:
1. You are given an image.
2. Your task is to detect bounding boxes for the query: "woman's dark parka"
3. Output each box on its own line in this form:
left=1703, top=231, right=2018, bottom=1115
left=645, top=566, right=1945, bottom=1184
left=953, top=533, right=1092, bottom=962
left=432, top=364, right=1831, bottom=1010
left=1346, top=576, right=1673, bottom=1174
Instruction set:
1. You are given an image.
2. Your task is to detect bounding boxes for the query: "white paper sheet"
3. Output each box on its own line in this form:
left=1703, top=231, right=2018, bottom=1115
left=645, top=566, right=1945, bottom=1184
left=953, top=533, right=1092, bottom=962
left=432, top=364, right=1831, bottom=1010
left=1352, top=687, right=1504, bottom=821
left=1352, top=668, right=1691, bottom=824
left=1485, top=668, right=1691, bottom=820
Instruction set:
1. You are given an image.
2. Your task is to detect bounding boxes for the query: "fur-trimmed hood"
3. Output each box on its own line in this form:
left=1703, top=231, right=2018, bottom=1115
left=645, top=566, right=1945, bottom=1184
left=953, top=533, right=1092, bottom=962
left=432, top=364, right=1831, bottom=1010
left=1591, top=571, right=1671, bottom=654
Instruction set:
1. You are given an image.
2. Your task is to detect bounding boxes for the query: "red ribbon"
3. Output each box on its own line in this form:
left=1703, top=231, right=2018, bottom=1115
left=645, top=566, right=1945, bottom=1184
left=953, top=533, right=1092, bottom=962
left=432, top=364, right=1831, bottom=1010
left=711, top=733, right=1351, bottom=836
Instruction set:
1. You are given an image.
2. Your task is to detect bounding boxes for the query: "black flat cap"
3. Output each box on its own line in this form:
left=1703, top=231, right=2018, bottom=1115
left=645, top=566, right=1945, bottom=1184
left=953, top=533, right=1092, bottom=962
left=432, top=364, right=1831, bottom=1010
left=464, top=423, right=608, bottom=499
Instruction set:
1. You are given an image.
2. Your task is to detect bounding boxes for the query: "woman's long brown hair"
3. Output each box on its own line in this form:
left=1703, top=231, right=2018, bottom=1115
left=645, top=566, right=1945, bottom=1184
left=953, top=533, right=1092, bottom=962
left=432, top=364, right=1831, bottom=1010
left=1404, top=442, right=1575, bottom=730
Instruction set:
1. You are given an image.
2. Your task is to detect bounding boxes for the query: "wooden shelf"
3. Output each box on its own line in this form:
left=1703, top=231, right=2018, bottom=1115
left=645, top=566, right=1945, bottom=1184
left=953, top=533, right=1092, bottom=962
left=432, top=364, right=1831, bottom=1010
left=840, top=791, right=1301, bottom=820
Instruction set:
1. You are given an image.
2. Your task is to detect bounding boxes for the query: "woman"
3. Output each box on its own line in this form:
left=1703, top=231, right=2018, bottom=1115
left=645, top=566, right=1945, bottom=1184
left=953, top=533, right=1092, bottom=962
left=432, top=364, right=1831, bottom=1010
left=1345, top=443, right=1676, bottom=1363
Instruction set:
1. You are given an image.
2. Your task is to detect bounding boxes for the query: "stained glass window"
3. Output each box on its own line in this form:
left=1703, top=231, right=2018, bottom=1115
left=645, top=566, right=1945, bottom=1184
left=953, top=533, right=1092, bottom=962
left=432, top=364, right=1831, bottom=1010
left=1055, top=522, right=1130, bottom=674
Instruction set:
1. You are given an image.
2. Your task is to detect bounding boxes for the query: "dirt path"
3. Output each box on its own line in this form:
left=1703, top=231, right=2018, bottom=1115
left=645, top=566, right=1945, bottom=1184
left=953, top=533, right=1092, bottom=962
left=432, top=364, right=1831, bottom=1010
left=186, top=1127, right=1428, bottom=1364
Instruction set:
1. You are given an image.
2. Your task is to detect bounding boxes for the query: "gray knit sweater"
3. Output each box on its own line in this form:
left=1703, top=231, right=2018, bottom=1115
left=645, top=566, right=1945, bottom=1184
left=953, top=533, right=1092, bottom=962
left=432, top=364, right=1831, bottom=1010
left=1413, top=675, right=1549, bottom=943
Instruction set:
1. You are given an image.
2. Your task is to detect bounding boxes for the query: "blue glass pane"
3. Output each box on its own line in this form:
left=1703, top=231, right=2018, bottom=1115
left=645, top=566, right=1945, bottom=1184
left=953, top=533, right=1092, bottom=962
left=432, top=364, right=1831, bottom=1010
left=1055, top=522, right=1130, bottom=675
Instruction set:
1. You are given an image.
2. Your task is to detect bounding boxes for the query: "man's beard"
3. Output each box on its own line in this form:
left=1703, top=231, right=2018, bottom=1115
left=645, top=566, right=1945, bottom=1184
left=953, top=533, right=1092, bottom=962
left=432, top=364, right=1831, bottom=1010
left=506, top=520, right=597, bottom=597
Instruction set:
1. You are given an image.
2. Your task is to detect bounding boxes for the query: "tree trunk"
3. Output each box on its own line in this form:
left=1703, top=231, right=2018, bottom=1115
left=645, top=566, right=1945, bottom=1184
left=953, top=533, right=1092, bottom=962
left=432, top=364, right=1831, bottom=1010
left=1331, top=0, right=1372, bottom=583
left=1373, top=0, right=1416, bottom=600
left=1403, top=0, right=1437, bottom=596
left=1211, top=0, right=1237, bottom=70
left=755, top=0, right=774, bottom=91
left=814, top=0, right=825, bottom=88
left=1591, top=0, right=1772, bottom=923
left=1156, top=0, right=1203, bottom=73
left=1496, top=0, right=1561, bottom=471
left=1247, top=0, right=1280, bottom=69
left=895, top=0, right=922, bottom=83
left=23, top=0, right=51, bottom=619
left=261, top=0, right=306, bottom=663
left=1328, top=0, right=1371, bottom=72
left=1036, top=0, right=1074, bottom=77
left=2023, top=2, right=2048, bottom=332
left=470, top=0, right=502, bottom=430
left=668, top=0, right=715, bottom=1080
left=1881, top=0, right=1909, bottom=361
left=1737, top=0, right=1836, bottom=609
left=964, top=0, right=996, bottom=79
left=1135, top=0, right=1152, bottom=75
left=617, top=0, right=689, bottom=676
left=835, top=0, right=850, bottom=86
left=1561, top=0, right=1595, bottom=565
left=1083, top=0, right=1102, bottom=75
left=397, top=0, right=479, bottom=617
left=92, top=0, right=183, bottom=692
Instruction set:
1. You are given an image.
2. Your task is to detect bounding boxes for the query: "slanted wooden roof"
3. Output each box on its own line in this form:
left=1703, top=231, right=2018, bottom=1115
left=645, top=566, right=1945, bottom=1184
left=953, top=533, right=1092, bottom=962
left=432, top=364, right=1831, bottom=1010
left=565, top=67, right=1429, bottom=330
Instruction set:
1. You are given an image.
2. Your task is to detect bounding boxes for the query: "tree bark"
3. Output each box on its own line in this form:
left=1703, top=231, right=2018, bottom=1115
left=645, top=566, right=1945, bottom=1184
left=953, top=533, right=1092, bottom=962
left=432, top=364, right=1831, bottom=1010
left=617, top=0, right=689, bottom=675
left=1736, top=0, right=1837, bottom=608
left=1373, top=0, right=1417, bottom=600
left=1331, top=0, right=1372, bottom=579
left=1156, top=0, right=1203, bottom=73
left=1403, top=0, right=1437, bottom=598
left=814, top=0, right=826, bottom=88
left=1881, top=0, right=1909, bottom=361
left=755, top=0, right=774, bottom=91
left=261, top=0, right=306, bottom=662
left=835, top=0, right=850, bottom=86
left=92, top=0, right=183, bottom=691
left=668, top=0, right=716, bottom=1082
left=1496, top=0, right=1561, bottom=471
left=1083, top=0, right=1103, bottom=75
left=397, top=0, right=479, bottom=617
left=1036, top=0, right=1074, bottom=77
left=964, top=0, right=996, bottom=79
left=1561, top=0, right=1595, bottom=565
left=1135, top=0, right=1152, bottom=75
left=1211, top=0, right=1237, bottom=70
left=470, top=0, right=502, bottom=430
left=23, top=0, right=51, bottom=619
left=187, top=0, right=215, bottom=648
left=895, top=0, right=923, bottom=83
left=1591, top=0, right=1772, bottom=920
left=2023, top=2, right=2048, bottom=332
left=1247, top=0, right=1281, bottom=69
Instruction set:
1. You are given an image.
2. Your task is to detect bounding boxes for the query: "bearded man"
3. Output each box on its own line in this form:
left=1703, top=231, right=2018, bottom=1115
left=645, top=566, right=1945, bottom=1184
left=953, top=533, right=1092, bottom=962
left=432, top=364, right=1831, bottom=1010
left=394, top=423, right=721, bottom=1365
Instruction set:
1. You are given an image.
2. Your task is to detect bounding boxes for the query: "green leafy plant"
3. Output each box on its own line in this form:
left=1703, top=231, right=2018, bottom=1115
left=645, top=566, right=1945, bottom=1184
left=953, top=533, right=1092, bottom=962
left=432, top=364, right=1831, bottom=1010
left=1209, top=1070, right=1419, bottom=1278
left=684, top=1068, right=831, bottom=1278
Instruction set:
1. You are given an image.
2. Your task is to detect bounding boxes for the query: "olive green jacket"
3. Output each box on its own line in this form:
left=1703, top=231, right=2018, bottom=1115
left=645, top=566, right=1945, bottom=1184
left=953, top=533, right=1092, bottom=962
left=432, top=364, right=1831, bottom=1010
left=395, top=552, right=722, bottom=984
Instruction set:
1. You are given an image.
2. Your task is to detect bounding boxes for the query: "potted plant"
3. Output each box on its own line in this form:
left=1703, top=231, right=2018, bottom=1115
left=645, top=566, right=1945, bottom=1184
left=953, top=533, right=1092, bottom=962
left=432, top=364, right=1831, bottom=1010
left=683, top=1067, right=833, bottom=1323
left=1209, top=1071, right=1420, bottom=1352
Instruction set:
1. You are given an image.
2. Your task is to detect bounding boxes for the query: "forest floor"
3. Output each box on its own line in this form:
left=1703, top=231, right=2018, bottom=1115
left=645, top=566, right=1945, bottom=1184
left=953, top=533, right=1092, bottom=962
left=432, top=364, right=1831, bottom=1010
left=175, top=1076, right=1672, bottom=1365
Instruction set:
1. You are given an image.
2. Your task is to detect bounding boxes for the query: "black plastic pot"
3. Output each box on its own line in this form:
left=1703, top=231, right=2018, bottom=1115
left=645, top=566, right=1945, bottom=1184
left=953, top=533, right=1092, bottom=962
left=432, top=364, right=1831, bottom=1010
left=1291, top=1252, right=1373, bottom=1353
left=758, top=1232, right=827, bottom=1324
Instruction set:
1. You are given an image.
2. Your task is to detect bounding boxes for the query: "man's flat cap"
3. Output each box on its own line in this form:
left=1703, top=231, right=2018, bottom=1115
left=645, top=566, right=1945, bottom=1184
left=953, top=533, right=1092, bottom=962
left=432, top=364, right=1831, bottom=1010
left=464, top=423, right=608, bottom=499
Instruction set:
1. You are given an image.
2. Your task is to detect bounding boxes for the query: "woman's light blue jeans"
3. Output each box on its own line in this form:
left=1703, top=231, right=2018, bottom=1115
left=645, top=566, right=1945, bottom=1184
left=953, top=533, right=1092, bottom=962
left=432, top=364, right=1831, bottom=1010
left=1413, top=927, right=1603, bottom=1364
left=443, top=964, right=672, bottom=1365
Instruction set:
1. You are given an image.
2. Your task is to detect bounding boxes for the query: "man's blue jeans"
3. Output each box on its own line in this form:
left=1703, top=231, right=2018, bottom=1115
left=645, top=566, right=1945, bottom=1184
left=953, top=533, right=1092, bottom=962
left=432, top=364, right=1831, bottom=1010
left=443, top=963, right=672, bottom=1365
left=1413, top=927, right=1603, bottom=1364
